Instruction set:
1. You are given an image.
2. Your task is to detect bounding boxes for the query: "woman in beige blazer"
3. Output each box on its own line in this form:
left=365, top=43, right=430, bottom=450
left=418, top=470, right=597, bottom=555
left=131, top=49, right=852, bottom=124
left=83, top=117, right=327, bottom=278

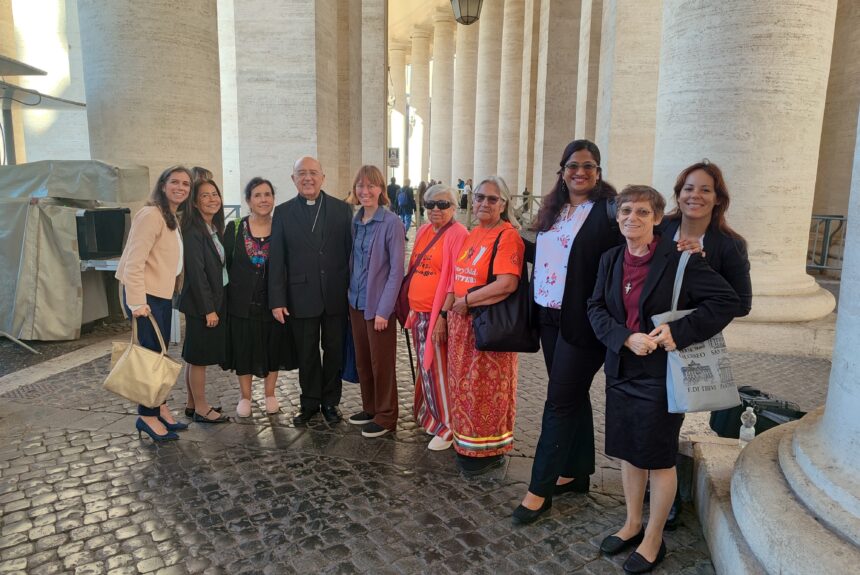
left=115, top=165, right=192, bottom=441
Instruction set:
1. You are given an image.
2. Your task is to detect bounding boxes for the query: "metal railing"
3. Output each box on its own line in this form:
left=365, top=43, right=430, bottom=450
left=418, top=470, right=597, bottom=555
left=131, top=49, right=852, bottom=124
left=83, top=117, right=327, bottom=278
left=807, top=214, right=846, bottom=273
left=223, top=204, right=241, bottom=220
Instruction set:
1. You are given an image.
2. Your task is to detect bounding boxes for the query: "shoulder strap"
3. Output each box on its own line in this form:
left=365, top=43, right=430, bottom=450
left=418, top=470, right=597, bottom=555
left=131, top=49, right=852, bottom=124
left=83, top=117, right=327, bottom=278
left=485, top=228, right=506, bottom=283
left=671, top=250, right=692, bottom=311
left=404, top=221, right=454, bottom=281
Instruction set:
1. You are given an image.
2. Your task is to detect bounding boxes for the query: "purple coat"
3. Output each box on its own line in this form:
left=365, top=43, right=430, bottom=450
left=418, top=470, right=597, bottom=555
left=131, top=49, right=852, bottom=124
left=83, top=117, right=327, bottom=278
left=349, top=207, right=406, bottom=320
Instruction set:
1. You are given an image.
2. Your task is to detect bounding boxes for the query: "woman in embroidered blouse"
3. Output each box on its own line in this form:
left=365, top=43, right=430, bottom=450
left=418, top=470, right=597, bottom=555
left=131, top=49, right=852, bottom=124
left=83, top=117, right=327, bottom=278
left=587, top=185, right=738, bottom=573
left=115, top=166, right=193, bottom=441
left=222, top=177, right=296, bottom=418
left=178, top=178, right=230, bottom=423
left=405, top=184, right=468, bottom=451
left=346, top=165, right=406, bottom=439
left=513, top=139, right=621, bottom=524
left=447, top=176, right=525, bottom=477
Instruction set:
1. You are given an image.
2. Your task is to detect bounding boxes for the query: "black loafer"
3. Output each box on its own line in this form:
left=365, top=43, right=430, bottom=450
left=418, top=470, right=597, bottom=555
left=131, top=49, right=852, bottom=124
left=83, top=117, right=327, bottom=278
left=456, top=454, right=504, bottom=477
left=553, top=475, right=590, bottom=495
left=512, top=497, right=552, bottom=525
left=292, top=408, right=318, bottom=425
left=623, top=540, right=666, bottom=574
left=664, top=498, right=682, bottom=531
left=320, top=405, right=342, bottom=424
left=600, top=527, right=645, bottom=556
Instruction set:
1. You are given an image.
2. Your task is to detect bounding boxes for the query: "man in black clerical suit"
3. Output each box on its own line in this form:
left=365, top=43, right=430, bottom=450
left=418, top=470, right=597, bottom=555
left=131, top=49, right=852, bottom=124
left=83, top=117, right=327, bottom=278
left=269, top=156, right=353, bottom=425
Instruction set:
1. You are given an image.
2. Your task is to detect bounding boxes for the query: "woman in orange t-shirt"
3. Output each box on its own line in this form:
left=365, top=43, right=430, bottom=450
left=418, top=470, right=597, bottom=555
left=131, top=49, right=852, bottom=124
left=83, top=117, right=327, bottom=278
left=406, top=184, right=468, bottom=451
left=446, top=176, right=525, bottom=477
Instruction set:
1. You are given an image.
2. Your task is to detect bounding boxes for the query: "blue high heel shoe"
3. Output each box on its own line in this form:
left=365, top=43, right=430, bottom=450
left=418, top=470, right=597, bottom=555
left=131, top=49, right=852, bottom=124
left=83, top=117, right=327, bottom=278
left=158, top=416, right=189, bottom=432
left=136, top=417, right=179, bottom=441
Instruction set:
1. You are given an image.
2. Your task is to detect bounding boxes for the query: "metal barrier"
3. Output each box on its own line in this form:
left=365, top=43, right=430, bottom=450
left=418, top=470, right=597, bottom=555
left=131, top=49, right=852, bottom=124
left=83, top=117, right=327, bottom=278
left=808, top=214, right=846, bottom=273
left=223, top=204, right=241, bottom=220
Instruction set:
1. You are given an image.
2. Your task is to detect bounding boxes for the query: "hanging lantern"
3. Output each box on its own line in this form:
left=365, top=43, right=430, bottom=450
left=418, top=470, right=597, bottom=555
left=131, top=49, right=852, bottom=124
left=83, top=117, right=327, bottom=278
left=450, top=0, right=483, bottom=25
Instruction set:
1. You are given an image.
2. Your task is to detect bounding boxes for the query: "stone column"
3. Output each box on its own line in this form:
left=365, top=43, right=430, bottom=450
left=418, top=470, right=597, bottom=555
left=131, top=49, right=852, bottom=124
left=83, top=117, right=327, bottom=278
left=217, top=0, right=240, bottom=206
left=496, top=0, right=525, bottom=192
left=730, top=104, right=860, bottom=574
left=517, top=0, right=541, bottom=198
left=389, top=43, right=408, bottom=184
left=813, top=0, right=860, bottom=217
left=652, top=0, right=835, bottom=322
left=575, top=0, right=602, bottom=141
left=532, top=0, right=581, bottom=196
left=471, top=0, right=503, bottom=184
left=1, top=0, right=26, bottom=163
left=450, top=19, right=479, bottom=185
left=595, top=0, right=661, bottom=189
left=430, top=9, right=456, bottom=185
left=13, top=0, right=91, bottom=162
left=359, top=0, right=386, bottom=169
left=409, top=27, right=431, bottom=184
left=78, top=0, right=221, bottom=190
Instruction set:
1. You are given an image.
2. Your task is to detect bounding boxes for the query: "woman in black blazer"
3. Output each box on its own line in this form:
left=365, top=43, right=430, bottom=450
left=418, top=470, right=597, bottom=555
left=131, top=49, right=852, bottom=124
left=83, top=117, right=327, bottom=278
left=513, top=140, right=622, bottom=524
left=222, top=178, right=296, bottom=418
left=179, top=178, right=230, bottom=423
left=587, top=185, right=739, bottom=573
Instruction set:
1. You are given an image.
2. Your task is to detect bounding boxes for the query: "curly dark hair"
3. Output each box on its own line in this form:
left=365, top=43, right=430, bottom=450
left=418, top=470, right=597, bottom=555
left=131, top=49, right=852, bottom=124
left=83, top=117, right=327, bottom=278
left=533, top=139, right=617, bottom=233
left=148, top=166, right=192, bottom=231
left=665, top=161, right=746, bottom=245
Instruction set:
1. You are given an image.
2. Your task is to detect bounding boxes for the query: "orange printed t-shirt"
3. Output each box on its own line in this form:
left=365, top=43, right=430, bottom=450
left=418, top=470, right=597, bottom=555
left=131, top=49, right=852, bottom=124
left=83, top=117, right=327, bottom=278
left=407, top=228, right=446, bottom=312
left=453, top=221, right=524, bottom=298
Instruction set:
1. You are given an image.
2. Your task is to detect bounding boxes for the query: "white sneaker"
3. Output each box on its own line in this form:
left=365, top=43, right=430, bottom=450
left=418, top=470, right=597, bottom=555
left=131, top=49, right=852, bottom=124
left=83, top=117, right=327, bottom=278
left=236, top=399, right=252, bottom=418
left=428, top=435, right=453, bottom=451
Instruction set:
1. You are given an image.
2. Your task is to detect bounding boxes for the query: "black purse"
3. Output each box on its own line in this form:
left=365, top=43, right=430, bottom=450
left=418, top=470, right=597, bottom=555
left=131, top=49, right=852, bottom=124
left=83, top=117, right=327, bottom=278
left=469, top=230, right=540, bottom=353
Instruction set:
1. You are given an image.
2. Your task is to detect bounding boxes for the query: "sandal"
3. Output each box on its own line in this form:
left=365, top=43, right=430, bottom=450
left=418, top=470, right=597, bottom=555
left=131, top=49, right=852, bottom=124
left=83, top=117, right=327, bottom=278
left=185, top=405, right=223, bottom=418
left=192, top=407, right=230, bottom=424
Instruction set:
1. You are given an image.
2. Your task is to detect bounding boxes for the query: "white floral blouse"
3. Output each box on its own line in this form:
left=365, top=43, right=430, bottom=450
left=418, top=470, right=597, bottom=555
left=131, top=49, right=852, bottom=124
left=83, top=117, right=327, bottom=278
left=533, top=201, right=594, bottom=309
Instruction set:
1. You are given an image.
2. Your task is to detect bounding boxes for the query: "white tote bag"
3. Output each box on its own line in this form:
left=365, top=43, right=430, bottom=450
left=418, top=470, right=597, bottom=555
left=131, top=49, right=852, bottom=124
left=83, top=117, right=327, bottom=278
left=650, top=251, right=741, bottom=414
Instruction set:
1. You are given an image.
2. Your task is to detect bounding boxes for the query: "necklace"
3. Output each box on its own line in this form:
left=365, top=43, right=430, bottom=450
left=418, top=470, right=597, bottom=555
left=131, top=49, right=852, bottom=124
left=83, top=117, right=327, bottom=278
left=466, top=220, right=501, bottom=259
left=310, top=194, right=323, bottom=233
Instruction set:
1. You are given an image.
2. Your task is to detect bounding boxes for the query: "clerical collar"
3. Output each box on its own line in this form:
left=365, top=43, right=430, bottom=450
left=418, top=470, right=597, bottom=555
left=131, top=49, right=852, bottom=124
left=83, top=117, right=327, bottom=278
left=304, top=194, right=321, bottom=206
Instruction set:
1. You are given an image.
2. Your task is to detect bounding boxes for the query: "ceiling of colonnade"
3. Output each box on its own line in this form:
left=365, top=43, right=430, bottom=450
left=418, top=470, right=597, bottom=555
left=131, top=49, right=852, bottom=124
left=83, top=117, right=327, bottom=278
left=388, top=0, right=450, bottom=53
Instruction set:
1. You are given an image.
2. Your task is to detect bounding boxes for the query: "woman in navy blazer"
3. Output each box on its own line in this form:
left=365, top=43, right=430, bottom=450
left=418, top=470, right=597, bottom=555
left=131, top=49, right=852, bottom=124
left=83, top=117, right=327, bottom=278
left=178, top=178, right=230, bottom=424
left=346, top=165, right=406, bottom=438
left=587, top=185, right=738, bottom=573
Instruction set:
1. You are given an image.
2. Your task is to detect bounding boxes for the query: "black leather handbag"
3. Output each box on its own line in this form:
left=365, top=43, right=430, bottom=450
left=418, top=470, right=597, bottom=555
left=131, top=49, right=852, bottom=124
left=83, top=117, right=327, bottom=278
left=469, top=230, right=540, bottom=353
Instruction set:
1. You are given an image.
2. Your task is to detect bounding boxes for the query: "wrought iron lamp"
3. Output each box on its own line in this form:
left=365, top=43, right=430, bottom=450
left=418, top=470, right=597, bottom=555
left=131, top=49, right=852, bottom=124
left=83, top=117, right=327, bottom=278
left=450, top=0, right=483, bottom=25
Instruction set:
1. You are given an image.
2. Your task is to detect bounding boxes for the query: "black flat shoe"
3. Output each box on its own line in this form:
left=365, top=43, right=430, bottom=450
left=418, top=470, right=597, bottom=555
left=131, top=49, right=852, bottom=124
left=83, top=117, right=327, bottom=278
left=600, top=527, right=645, bottom=556
left=623, top=540, right=666, bottom=574
left=192, top=408, right=230, bottom=424
left=320, top=405, right=342, bottom=424
left=456, top=454, right=504, bottom=477
left=185, top=406, right=222, bottom=418
left=553, top=475, right=590, bottom=495
left=512, top=497, right=552, bottom=525
left=292, top=408, right=318, bottom=426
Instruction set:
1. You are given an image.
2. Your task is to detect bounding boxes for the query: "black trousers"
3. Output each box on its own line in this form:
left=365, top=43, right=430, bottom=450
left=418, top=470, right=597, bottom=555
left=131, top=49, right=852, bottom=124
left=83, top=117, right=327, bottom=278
left=528, top=306, right=605, bottom=497
left=290, top=313, right=347, bottom=410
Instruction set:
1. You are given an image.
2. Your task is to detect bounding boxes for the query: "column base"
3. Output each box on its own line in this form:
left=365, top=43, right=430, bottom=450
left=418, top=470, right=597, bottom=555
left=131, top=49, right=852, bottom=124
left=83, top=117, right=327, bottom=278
left=744, top=284, right=835, bottom=323
left=724, top=313, right=836, bottom=358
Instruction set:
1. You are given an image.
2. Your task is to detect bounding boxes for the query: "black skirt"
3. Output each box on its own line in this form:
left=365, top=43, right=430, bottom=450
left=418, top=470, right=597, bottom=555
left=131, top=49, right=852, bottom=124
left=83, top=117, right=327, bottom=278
left=182, top=300, right=228, bottom=366
left=604, top=374, right=684, bottom=470
left=221, top=306, right=297, bottom=377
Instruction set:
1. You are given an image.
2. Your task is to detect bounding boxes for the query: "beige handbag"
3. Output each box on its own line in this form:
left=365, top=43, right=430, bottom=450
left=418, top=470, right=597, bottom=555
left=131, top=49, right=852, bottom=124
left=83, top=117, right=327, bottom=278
left=104, top=315, right=182, bottom=408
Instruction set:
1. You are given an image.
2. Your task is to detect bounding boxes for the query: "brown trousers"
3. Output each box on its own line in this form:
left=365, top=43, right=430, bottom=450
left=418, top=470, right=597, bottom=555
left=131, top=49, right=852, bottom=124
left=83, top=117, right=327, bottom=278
left=349, top=307, right=399, bottom=430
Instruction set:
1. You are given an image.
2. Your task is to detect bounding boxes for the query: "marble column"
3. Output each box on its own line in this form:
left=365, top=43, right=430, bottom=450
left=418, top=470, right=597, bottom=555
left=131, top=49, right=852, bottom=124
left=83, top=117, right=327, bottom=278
left=430, top=9, right=456, bottom=185
left=813, top=0, right=860, bottom=217
left=595, top=0, right=661, bottom=189
left=450, top=19, right=479, bottom=185
left=652, top=0, right=836, bottom=322
left=359, top=0, right=386, bottom=169
left=409, top=27, right=431, bottom=184
left=532, top=0, right=581, bottom=196
left=78, top=0, right=221, bottom=190
left=217, top=0, right=240, bottom=206
left=471, top=0, right=503, bottom=184
left=730, top=105, right=860, bottom=575
left=517, top=0, right=540, bottom=197
left=575, top=0, right=602, bottom=141
left=496, top=0, right=525, bottom=193
left=13, top=0, right=91, bottom=162
left=389, top=43, right=408, bottom=184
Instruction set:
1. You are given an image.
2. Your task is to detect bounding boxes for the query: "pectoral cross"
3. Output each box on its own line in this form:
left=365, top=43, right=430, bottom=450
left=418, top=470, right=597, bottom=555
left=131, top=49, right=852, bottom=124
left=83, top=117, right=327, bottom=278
left=624, top=282, right=632, bottom=295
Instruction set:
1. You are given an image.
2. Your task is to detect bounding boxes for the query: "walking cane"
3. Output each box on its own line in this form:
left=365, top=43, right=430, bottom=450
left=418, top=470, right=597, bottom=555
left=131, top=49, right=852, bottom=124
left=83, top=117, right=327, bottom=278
left=403, top=328, right=416, bottom=382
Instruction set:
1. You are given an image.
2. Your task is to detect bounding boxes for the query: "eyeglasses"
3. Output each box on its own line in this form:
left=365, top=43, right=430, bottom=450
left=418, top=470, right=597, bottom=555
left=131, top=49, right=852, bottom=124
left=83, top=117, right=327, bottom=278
left=474, top=194, right=502, bottom=205
left=425, top=200, right=453, bottom=210
left=618, top=207, right=654, bottom=218
left=564, top=162, right=599, bottom=173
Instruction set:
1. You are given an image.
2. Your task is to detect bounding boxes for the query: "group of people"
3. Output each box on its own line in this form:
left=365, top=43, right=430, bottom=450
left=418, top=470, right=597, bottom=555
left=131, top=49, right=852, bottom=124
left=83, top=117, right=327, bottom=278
left=116, top=137, right=751, bottom=574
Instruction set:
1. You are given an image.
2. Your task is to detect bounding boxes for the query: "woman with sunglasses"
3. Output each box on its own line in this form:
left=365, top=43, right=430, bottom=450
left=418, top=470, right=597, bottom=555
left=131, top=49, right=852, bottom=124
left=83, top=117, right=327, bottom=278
left=512, top=139, right=622, bottom=524
left=447, top=176, right=525, bottom=476
left=404, top=184, right=468, bottom=451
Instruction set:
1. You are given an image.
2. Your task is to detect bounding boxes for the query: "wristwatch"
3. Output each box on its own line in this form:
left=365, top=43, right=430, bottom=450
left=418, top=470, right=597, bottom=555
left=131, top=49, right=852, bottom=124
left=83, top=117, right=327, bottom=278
left=439, top=310, right=448, bottom=319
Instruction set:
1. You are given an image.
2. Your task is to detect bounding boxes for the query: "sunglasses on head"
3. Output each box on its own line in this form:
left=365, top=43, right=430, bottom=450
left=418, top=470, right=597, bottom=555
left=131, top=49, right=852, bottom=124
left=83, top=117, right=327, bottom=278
left=425, top=200, right=453, bottom=210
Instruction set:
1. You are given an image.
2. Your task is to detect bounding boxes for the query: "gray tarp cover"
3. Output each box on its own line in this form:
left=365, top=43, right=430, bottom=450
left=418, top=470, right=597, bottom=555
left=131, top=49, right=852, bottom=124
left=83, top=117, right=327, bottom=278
left=0, top=160, right=149, bottom=341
